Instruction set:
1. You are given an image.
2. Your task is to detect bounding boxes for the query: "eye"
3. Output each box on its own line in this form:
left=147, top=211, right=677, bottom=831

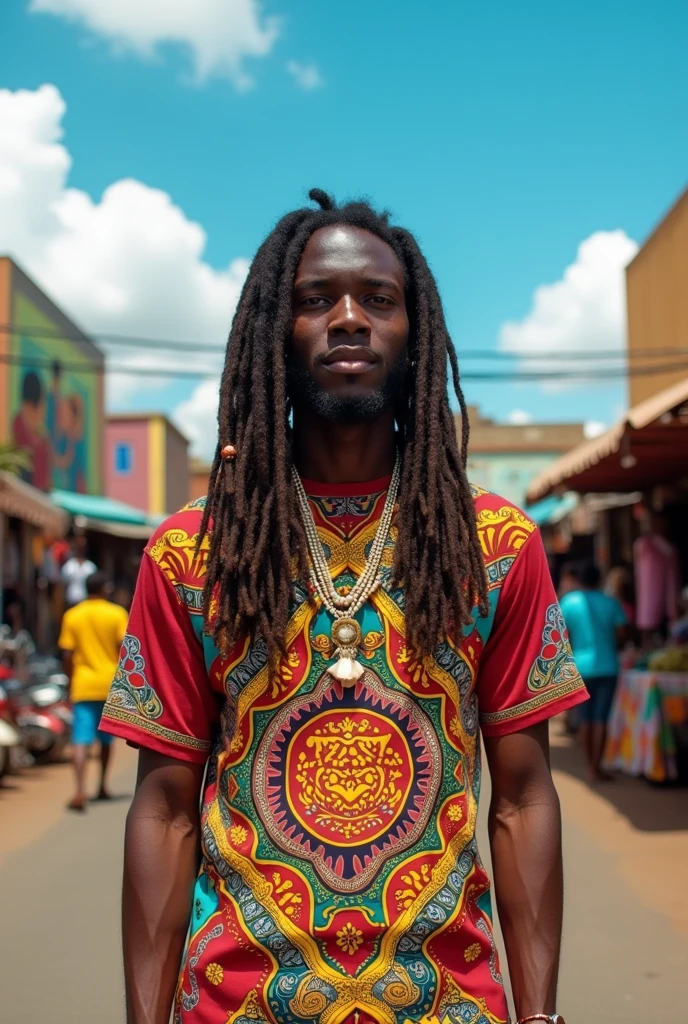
left=301, top=296, right=329, bottom=308
left=368, top=295, right=394, bottom=306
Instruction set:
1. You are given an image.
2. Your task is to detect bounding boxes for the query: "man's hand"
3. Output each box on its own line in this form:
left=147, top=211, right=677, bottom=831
left=484, top=721, right=563, bottom=1021
left=123, top=748, right=205, bottom=1024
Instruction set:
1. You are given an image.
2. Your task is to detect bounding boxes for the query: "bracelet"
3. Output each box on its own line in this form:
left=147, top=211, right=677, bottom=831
left=517, top=1015, right=566, bottom=1024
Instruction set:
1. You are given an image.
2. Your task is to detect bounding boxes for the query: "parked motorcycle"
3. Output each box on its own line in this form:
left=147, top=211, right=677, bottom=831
left=0, top=682, right=21, bottom=780
left=2, top=663, right=72, bottom=764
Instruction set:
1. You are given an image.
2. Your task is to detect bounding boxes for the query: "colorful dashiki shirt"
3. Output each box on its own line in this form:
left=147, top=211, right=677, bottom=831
left=101, top=477, right=587, bottom=1024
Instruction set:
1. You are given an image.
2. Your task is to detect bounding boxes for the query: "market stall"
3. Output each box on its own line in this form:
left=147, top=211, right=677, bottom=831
left=0, top=471, right=68, bottom=644
left=604, top=664, right=688, bottom=783
left=526, top=378, right=688, bottom=781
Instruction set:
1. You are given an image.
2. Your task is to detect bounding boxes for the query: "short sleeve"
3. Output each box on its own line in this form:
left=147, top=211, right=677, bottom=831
left=57, top=613, right=75, bottom=652
left=477, top=529, right=588, bottom=736
left=100, top=551, right=219, bottom=763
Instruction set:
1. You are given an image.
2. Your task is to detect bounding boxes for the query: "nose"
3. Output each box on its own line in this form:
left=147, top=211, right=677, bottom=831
left=327, top=295, right=371, bottom=341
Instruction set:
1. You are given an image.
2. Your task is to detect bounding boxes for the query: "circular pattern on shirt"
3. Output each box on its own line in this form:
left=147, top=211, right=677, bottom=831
left=254, top=670, right=441, bottom=893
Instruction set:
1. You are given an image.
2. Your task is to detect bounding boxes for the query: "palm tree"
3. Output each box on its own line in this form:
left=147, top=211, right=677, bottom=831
left=0, top=441, right=32, bottom=476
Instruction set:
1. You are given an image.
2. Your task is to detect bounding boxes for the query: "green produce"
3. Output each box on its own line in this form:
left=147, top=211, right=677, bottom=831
left=648, top=647, right=688, bottom=672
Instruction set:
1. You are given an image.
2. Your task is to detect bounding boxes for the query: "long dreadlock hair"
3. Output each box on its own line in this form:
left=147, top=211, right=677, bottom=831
left=199, top=188, right=488, bottom=660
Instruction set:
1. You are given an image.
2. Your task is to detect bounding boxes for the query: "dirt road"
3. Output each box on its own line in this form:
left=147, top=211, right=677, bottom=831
left=1, top=732, right=686, bottom=1022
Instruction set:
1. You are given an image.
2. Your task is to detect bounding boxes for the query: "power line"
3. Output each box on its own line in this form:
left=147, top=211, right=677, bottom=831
left=1, top=322, right=687, bottom=363
left=2, top=350, right=688, bottom=383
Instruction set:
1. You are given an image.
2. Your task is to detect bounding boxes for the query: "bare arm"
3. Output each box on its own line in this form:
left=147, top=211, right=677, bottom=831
left=123, top=748, right=206, bottom=1024
left=484, top=721, right=563, bottom=1020
left=61, top=650, right=74, bottom=699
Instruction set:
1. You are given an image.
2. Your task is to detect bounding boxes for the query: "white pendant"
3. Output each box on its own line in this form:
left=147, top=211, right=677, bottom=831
left=328, top=656, right=365, bottom=686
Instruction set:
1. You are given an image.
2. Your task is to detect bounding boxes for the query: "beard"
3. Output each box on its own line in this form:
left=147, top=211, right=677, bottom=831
left=287, top=356, right=408, bottom=425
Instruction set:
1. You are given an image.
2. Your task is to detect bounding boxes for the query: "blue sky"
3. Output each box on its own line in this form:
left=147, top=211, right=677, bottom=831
left=1, top=0, right=687, bottom=454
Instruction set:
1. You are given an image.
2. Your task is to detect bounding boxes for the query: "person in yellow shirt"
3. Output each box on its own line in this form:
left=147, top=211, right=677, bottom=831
left=58, top=571, right=128, bottom=811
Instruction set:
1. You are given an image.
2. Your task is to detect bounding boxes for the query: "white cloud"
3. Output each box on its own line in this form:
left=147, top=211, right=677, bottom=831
left=29, top=0, right=279, bottom=88
left=584, top=420, right=607, bottom=439
left=172, top=378, right=220, bottom=459
left=0, top=84, right=248, bottom=405
left=286, top=61, right=323, bottom=91
left=499, top=230, right=639, bottom=390
left=506, top=408, right=533, bottom=425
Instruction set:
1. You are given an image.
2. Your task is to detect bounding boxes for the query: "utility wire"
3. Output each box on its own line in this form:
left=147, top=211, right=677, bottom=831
left=2, top=350, right=688, bottom=383
left=1, top=322, right=687, bottom=363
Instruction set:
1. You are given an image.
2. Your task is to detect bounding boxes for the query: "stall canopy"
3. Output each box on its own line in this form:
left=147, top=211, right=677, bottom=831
left=51, top=490, right=163, bottom=540
left=0, top=471, right=68, bottom=533
left=525, top=492, right=579, bottom=526
left=527, top=377, right=688, bottom=502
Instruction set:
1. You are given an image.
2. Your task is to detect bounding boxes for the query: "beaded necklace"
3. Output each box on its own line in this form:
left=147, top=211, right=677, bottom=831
left=292, top=456, right=401, bottom=686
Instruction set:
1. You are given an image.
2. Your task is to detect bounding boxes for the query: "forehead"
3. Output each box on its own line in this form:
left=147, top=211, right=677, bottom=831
left=295, top=225, right=403, bottom=282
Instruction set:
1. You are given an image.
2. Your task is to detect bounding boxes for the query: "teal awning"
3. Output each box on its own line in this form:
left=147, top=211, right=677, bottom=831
left=51, top=490, right=163, bottom=537
left=526, top=492, right=578, bottom=527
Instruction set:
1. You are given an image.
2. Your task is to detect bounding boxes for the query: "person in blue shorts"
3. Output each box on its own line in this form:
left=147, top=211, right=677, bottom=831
left=560, top=561, right=629, bottom=781
left=58, top=571, right=128, bottom=810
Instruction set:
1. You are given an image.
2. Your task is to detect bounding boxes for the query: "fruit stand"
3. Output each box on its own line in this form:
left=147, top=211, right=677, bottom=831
left=604, top=649, right=688, bottom=782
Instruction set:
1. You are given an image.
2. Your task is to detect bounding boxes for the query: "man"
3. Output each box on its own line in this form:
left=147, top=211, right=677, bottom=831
left=61, top=535, right=97, bottom=609
left=59, top=570, right=128, bottom=810
left=102, top=191, right=587, bottom=1024
left=559, top=562, right=627, bottom=782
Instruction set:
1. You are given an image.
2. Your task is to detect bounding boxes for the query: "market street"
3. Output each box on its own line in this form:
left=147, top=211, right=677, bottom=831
left=1, top=731, right=687, bottom=1024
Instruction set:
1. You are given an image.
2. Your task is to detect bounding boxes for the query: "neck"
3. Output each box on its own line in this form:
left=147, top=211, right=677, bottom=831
left=292, top=409, right=396, bottom=483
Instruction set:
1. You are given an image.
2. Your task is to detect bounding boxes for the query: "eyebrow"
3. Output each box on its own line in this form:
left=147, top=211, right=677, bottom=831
left=294, top=276, right=401, bottom=292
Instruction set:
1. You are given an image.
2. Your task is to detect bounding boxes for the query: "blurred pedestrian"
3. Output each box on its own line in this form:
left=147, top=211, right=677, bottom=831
left=58, top=571, right=127, bottom=811
left=604, top=565, right=636, bottom=628
left=668, top=585, right=688, bottom=646
left=61, top=535, right=97, bottom=609
left=560, top=562, right=628, bottom=782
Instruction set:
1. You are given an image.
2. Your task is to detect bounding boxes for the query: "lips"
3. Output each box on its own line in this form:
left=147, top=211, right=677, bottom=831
left=321, top=346, right=379, bottom=375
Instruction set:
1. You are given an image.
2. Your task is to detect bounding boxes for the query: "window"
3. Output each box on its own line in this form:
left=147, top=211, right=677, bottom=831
left=114, top=442, right=133, bottom=475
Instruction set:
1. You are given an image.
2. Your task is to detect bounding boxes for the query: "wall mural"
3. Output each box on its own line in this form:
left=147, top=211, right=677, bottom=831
left=9, top=292, right=101, bottom=494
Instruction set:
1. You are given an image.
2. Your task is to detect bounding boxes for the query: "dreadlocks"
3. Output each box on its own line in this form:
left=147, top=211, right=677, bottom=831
left=199, top=188, right=488, bottom=660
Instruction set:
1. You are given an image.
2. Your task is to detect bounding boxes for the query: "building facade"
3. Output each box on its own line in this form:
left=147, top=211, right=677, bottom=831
left=188, top=457, right=212, bottom=504
left=626, top=187, right=688, bottom=406
left=461, top=406, right=586, bottom=507
left=106, top=413, right=190, bottom=516
left=0, top=257, right=104, bottom=494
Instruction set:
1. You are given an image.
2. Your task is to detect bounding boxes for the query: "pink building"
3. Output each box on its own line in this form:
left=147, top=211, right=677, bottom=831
left=105, top=414, right=189, bottom=516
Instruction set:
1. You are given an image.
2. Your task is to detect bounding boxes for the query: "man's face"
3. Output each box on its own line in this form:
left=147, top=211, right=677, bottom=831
left=288, top=225, right=410, bottom=423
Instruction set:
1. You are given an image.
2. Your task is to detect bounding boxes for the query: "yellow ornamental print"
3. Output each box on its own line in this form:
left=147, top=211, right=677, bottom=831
left=148, top=527, right=208, bottom=584
left=447, top=803, right=463, bottom=823
left=271, top=872, right=303, bottom=917
left=475, top=505, right=535, bottom=560
left=336, top=922, right=364, bottom=955
left=227, top=991, right=266, bottom=1024
left=394, top=864, right=432, bottom=910
left=229, top=825, right=248, bottom=845
left=464, top=943, right=481, bottom=963
left=205, top=962, right=224, bottom=985
left=293, top=715, right=408, bottom=842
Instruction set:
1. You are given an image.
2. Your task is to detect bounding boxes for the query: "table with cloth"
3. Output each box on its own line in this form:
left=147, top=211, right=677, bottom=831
left=604, top=669, right=688, bottom=782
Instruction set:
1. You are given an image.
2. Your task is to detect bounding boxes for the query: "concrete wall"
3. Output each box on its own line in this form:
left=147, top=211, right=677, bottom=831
left=189, top=461, right=212, bottom=503
left=105, top=419, right=150, bottom=510
left=461, top=407, right=586, bottom=453
left=165, top=421, right=190, bottom=514
left=626, top=188, right=688, bottom=406
left=466, top=451, right=569, bottom=508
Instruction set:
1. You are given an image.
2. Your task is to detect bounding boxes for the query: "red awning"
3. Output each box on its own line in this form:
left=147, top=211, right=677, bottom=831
left=0, top=471, right=68, bottom=533
left=526, top=377, right=688, bottom=501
